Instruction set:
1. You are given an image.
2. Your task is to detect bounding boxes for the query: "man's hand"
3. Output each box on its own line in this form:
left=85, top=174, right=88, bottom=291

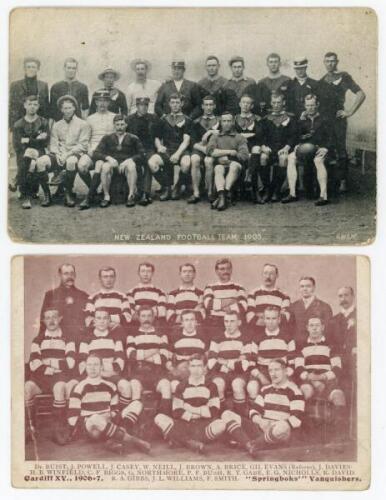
left=218, top=156, right=230, bottom=165
left=21, top=137, right=30, bottom=144
left=229, top=149, right=238, bottom=157
left=261, top=145, right=272, bottom=155
left=106, top=156, right=119, bottom=167
left=44, top=366, right=55, bottom=376
left=336, top=109, right=351, bottom=119
left=157, top=145, right=167, bottom=154
left=278, top=146, right=290, bottom=156
left=36, top=132, right=48, bottom=140
left=170, top=153, right=180, bottom=164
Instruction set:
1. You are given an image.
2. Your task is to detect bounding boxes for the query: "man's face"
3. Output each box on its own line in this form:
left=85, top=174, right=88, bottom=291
left=135, top=63, right=147, bottom=79
left=295, top=66, right=307, bottom=79
left=64, top=62, right=77, bottom=80
left=202, top=99, right=216, bottom=116
left=264, top=309, right=280, bottom=331
left=86, top=356, right=102, bottom=378
left=324, top=56, right=338, bottom=73
left=61, top=102, right=76, bottom=121
left=59, top=265, right=75, bottom=287
left=103, top=73, right=116, bottom=88
left=180, top=265, right=195, bottom=284
left=206, top=59, right=219, bottom=78
left=43, top=310, right=61, bottom=331
left=216, top=262, right=232, bottom=282
left=94, top=311, right=110, bottom=331
left=269, top=361, right=287, bottom=385
left=172, top=67, right=185, bottom=80
left=224, top=314, right=240, bottom=335
left=138, top=265, right=153, bottom=284
left=96, top=97, right=109, bottom=113
left=136, top=102, right=149, bottom=115
left=114, top=119, right=127, bottom=134
left=231, top=62, right=244, bottom=79
left=240, top=96, right=253, bottom=114
left=338, top=288, right=355, bottom=309
left=181, top=313, right=197, bottom=333
left=139, top=309, right=154, bottom=327
left=304, top=98, right=318, bottom=115
left=299, top=279, right=315, bottom=299
left=220, top=114, right=234, bottom=133
left=262, top=265, right=278, bottom=288
left=271, top=96, right=285, bottom=113
left=24, top=99, right=39, bottom=115
left=307, top=318, right=324, bottom=339
left=189, top=359, right=205, bottom=378
left=267, top=57, right=280, bottom=74
left=169, top=98, right=183, bottom=114
left=24, top=62, right=39, bottom=78
left=100, top=270, right=116, bottom=289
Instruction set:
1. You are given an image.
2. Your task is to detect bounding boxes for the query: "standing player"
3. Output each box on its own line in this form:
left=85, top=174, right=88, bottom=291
left=127, top=58, right=161, bottom=115
left=286, top=57, right=319, bottom=118
left=197, top=55, right=230, bottom=116
left=223, top=56, right=255, bottom=115
left=154, top=354, right=226, bottom=454
left=25, top=305, right=78, bottom=443
left=247, top=263, right=290, bottom=327
left=89, top=68, right=128, bottom=115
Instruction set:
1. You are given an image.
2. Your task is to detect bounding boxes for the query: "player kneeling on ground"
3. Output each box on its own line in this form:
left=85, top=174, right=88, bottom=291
left=67, top=354, right=150, bottom=454
left=24, top=305, right=78, bottom=444
left=222, top=359, right=305, bottom=458
left=154, top=354, right=226, bottom=454
left=282, top=94, right=330, bottom=206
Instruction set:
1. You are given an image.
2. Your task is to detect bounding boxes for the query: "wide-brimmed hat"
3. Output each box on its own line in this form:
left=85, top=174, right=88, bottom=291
left=130, top=58, right=152, bottom=72
left=98, top=68, right=121, bottom=81
left=57, top=94, right=78, bottom=109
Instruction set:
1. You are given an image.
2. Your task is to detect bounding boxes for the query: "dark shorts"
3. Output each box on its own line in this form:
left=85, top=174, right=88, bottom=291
left=191, top=149, right=207, bottom=162
left=130, top=362, right=168, bottom=391
left=48, top=153, right=81, bottom=171
left=209, top=370, right=249, bottom=387
left=29, top=371, right=72, bottom=393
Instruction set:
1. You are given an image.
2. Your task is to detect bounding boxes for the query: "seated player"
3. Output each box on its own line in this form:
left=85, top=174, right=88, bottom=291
left=24, top=305, right=77, bottom=443
left=93, top=114, right=145, bottom=207
left=166, top=310, right=208, bottom=392
left=282, top=94, right=330, bottom=206
left=67, top=353, right=150, bottom=454
left=12, top=95, right=50, bottom=209
left=206, top=111, right=249, bottom=211
left=78, top=89, right=116, bottom=210
left=222, top=359, right=304, bottom=454
left=260, top=92, right=297, bottom=202
left=190, top=95, right=220, bottom=203
left=207, top=312, right=255, bottom=416
left=78, top=308, right=133, bottom=421
left=148, top=93, right=192, bottom=201
left=126, top=307, right=172, bottom=415
left=234, top=94, right=266, bottom=204
left=166, top=262, right=204, bottom=325
left=295, top=316, right=346, bottom=426
left=247, top=306, right=296, bottom=402
left=154, top=354, right=226, bottom=454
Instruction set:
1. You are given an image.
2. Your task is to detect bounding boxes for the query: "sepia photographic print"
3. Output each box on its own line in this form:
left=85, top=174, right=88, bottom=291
left=7, top=7, right=377, bottom=245
left=12, top=255, right=370, bottom=489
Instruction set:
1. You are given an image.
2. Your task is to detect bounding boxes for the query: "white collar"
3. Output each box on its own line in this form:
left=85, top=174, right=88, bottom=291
left=341, top=304, right=355, bottom=317
left=303, top=295, right=315, bottom=307
left=182, top=329, right=197, bottom=337
left=188, top=376, right=205, bottom=386
left=265, top=327, right=280, bottom=336
left=93, top=328, right=109, bottom=337
left=45, top=328, right=62, bottom=338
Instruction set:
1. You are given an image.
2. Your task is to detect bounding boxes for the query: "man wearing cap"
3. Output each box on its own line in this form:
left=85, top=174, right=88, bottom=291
left=49, top=58, right=90, bottom=123
left=39, top=95, right=91, bottom=207
left=246, top=53, right=290, bottom=117
left=286, top=58, right=319, bottom=118
left=155, top=60, right=202, bottom=119
left=197, top=56, right=232, bottom=116
left=126, top=96, right=161, bottom=206
left=127, top=59, right=161, bottom=115
left=319, top=52, right=366, bottom=193
left=223, top=56, right=255, bottom=115
left=90, top=68, right=128, bottom=116
left=78, top=90, right=116, bottom=210
left=93, top=114, right=145, bottom=207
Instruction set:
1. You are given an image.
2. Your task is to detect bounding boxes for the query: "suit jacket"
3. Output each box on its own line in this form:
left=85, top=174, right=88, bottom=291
left=289, top=297, right=333, bottom=342
left=329, top=308, right=356, bottom=357
left=155, top=79, right=202, bottom=119
left=9, top=78, right=49, bottom=128
left=89, top=88, right=128, bottom=116
left=93, top=132, right=145, bottom=165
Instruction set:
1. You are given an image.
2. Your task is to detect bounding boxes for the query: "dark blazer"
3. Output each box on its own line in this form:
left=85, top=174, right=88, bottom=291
left=155, top=79, right=202, bottom=119
left=93, top=132, right=145, bottom=165
left=9, top=78, right=49, bottom=128
left=289, top=297, right=333, bottom=342
left=50, top=80, right=89, bottom=121
left=89, top=88, right=128, bottom=116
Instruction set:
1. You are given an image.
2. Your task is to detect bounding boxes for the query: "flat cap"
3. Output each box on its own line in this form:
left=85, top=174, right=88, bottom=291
left=57, top=94, right=78, bottom=109
left=229, top=55, right=245, bottom=66
left=98, top=68, right=121, bottom=81
left=171, top=60, right=186, bottom=69
left=135, top=96, right=150, bottom=105
left=293, top=57, right=308, bottom=68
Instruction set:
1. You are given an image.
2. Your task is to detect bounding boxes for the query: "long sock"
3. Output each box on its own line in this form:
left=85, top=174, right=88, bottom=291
left=226, top=420, right=250, bottom=447
left=87, top=172, right=101, bottom=201
left=65, top=170, right=76, bottom=193
left=78, top=170, right=91, bottom=188
left=158, top=397, right=172, bottom=415
left=233, top=398, right=247, bottom=417
left=249, top=154, right=260, bottom=190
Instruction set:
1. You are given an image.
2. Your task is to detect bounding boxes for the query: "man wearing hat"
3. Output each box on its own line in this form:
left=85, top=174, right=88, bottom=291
left=89, top=68, right=128, bottom=116
left=39, top=95, right=91, bottom=207
left=49, top=57, right=90, bottom=123
left=286, top=57, right=319, bottom=118
left=223, top=56, right=255, bottom=115
left=78, top=89, right=116, bottom=210
left=127, top=59, right=161, bottom=115
left=155, top=60, right=202, bottom=119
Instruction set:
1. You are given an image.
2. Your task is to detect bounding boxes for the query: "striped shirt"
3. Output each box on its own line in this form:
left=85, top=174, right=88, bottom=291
left=295, top=336, right=342, bottom=380
left=203, top=281, right=247, bottom=319
left=168, top=328, right=208, bottom=362
left=29, top=329, right=75, bottom=375
left=85, top=289, right=131, bottom=325
left=166, top=286, right=204, bottom=322
left=127, top=283, right=167, bottom=318
left=254, top=327, right=296, bottom=366
left=249, top=381, right=305, bottom=429
left=173, top=376, right=220, bottom=421
left=207, top=330, right=256, bottom=373
left=126, top=327, right=169, bottom=366
left=67, top=377, right=118, bottom=427
left=247, top=287, right=290, bottom=325
left=79, top=328, right=125, bottom=376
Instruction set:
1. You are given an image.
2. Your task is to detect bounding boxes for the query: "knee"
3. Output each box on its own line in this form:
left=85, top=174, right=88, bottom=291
left=300, top=383, right=314, bottom=400
left=329, top=389, right=346, bottom=407
left=171, top=380, right=179, bottom=394
left=279, top=154, right=288, bottom=168
left=117, top=379, right=131, bottom=396
left=127, top=399, right=143, bottom=415
left=94, top=160, right=103, bottom=174
left=148, top=155, right=161, bottom=173
left=154, top=413, right=173, bottom=431
left=231, top=377, right=245, bottom=394
left=36, top=155, right=50, bottom=172
left=85, top=413, right=105, bottom=434
left=247, top=380, right=259, bottom=398
left=65, top=379, right=78, bottom=398
left=101, top=162, right=113, bottom=175
left=130, top=379, right=142, bottom=397
left=221, top=409, right=241, bottom=425
left=213, top=377, right=225, bottom=394
left=157, top=378, right=171, bottom=397
left=260, top=153, right=269, bottom=166
left=125, top=161, right=137, bottom=174
left=66, top=156, right=78, bottom=171
left=251, top=146, right=261, bottom=155
left=229, top=161, right=241, bottom=174
left=24, top=380, right=37, bottom=399
left=78, top=155, right=91, bottom=173
left=271, top=420, right=291, bottom=442
left=214, top=164, right=224, bottom=175
left=190, top=155, right=201, bottom=169
left=204, top=156, right=213, bottom=170
left=180, top=157, right=191, bottom=173
left=53, top=381, right=66, bottom=400
left=210, top=419, right=226, bottom=436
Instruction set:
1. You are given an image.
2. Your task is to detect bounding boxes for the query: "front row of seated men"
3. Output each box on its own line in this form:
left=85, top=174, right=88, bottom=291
left=14, top=89, right=331, bottom=211
left=25, top=300, right=350, bottom=457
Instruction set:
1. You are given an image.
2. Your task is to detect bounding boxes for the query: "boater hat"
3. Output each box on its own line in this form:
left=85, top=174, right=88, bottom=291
left=94, top=89, right=111, bottom=100
left=171, top=60, right=186, bottom=69
left=293, top=57, right=308, bottom=69
left=130, top=58, right=152, bottom=72
left=57, top=94, right=78, bottom=109
left=98, top=68, right=121, bottom=81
